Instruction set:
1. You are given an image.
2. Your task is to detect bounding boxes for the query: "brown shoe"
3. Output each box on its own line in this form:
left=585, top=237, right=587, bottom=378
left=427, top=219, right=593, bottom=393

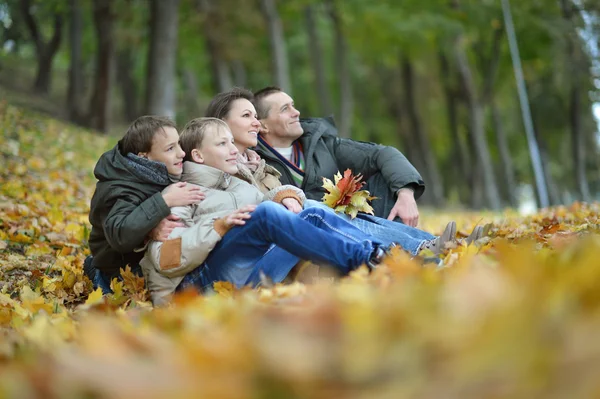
left=465, top=225, right=483, bottom=245
left=423, top=221, right=457, bottom=255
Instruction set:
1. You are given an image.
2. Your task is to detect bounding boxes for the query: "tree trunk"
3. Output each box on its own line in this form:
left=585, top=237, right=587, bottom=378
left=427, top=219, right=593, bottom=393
left=20, top=0, right=63, bottom=94
left=260, top=0, right=291, bottom=93
left=197, top=0, right=233, bottom=93
left=182, top=67, right=200, bottom=119
left=438, top=50, right=471, bottom=205
left=231, top=60, right=247, bottom=87
left=117, top=49, right=139, bottom=122
left=560, top=0, right=591, bottom=202
left=453, top=36, right=501, bottom=209
left=401, top=58, right=444, bottom=206
left=328, top=0, right=353, bottom=138
left=145, top=0, right=180, bottom=118
left=67, top=0, right=84, bottom=123
left=87, top=0, right=114, bottom=132
left=491, top=101, right=518, bottom=207
left=305, top=4, right=332, bottom=116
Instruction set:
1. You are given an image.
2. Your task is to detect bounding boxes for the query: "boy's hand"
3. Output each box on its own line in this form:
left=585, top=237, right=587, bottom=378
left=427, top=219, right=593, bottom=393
left=162, top=182, right=205, bottom=207
left=224, top=205, right=256, bottom=228
left=150, top=214, right=185, bottom=241
left=281, top=198, right=302, bottom=214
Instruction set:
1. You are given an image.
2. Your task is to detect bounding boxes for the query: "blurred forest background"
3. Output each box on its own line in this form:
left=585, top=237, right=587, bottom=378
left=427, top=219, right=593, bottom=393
left=1, top=0, right=599, bottom=210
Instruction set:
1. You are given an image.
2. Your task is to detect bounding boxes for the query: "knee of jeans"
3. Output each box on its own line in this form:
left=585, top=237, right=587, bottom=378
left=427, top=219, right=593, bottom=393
left=254, top=201, right=282, bottom=218
left=299, top=205, right=327, bottom=218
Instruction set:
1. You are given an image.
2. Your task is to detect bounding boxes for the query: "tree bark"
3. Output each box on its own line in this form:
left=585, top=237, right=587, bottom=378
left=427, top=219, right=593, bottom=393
left=182, top=67, right=200, bottom=119
left=438, top=50, right=471, bottom=204
left=87, top=0, right=114, bottom=132
left=328, top=0, right=353, bottom=138
left=453, top=35, right=501, bottom=209
left=145, top=0, right=180, bottom=118
left=197, top=0, right=233, bottom=93
left=260, top=0, right=291, bottom=93
left=20, top=0, right=63, bottom=93
left=401, top=58, right=444, bottom=206
left=67, top=0, right=84, bottom=123
left=491, top=101, right=518, bottom=207
left=231, top=60, right=247, bottom=87
left=560, top=0, right=591, bottom=202
left=117, top=49, right=139, bottom=122
left=305, top=4, right=332, bottom=116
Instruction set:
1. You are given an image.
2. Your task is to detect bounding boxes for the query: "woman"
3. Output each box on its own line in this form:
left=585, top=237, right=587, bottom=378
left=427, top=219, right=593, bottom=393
left=204, top=88, right=482, bottom=258
left=141, top=118, right=394, bottom=305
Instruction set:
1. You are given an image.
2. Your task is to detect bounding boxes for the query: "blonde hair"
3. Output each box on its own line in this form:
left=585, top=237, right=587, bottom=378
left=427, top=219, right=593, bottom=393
left=179, top=117, right=230, bottom=162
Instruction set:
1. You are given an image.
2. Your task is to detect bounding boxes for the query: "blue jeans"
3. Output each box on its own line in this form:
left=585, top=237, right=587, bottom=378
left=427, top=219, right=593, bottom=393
left=177, top=202, right=381, bottom=292
left=304, top=200, right=434, bottom=256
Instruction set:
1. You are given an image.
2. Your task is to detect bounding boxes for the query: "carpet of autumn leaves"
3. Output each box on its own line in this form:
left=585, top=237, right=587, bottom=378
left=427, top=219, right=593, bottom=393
left=3, top=101, right=600, bottom=398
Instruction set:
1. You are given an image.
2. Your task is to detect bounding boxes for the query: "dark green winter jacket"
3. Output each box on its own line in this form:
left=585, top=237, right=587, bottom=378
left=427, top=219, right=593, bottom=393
left=88, top=145, right=171, bottom=280
left=256, top=117, right=425, bottom=203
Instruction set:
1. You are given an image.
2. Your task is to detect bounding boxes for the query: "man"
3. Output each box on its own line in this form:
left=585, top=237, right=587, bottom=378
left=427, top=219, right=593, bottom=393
left=253, top=87, right=425, bottom=226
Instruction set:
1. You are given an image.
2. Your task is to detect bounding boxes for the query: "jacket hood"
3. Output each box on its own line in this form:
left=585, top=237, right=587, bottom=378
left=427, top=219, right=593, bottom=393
left=181, top=161, right=231, bottom=189
left=93, top=145, right=171, bottom=185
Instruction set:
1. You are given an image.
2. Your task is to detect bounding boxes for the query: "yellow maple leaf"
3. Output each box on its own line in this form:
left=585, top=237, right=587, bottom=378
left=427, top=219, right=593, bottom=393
left=84, top=288, right=104, bottom=306
left=214, top=281, right=234, bottom=298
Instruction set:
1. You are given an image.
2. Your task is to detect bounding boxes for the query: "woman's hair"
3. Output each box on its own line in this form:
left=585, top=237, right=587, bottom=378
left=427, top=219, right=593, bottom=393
left=118, top=116, right=176, bottom=156
left=205, top=87, right=254, bottom=120
left=179, top=117, right=230, bottom=162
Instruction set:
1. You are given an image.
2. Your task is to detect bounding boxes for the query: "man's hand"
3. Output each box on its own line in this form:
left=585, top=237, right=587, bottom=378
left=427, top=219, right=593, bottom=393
left=150, top=214, right=185, bottom=241
left=224, top=205, right=256, bottom=228
left=281, top=198, right=302, bottom=213
left=387, top=188, right=419, bottom=227
left=162, top=182, right=205, bottom=207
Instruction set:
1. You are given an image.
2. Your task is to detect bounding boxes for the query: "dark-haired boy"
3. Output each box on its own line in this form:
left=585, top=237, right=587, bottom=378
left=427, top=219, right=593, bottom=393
left=86, top=116, right=204, bottom=291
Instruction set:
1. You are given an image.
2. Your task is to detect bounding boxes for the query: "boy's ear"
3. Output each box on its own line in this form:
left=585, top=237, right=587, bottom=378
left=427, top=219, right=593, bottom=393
left=191, top=149, right=204, bottom=164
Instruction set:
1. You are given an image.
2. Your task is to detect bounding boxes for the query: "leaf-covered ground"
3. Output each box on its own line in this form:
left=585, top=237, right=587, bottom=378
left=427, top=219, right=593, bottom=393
left=2, top=101, right=600, bottom=398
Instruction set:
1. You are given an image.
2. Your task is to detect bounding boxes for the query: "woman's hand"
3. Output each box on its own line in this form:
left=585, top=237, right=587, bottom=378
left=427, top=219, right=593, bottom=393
left=245, top=149, right=261, bottom=172
left=281, top=198, right=302, bottom=214
left=223, top=205, right=256, bottom=228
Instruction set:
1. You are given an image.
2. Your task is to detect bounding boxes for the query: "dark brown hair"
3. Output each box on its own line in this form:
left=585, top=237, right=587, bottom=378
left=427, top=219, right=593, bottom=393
left=118, top=116, right=177, bottom=156
left=205, top=87, right=255, bottom=120
left=179, top=117, right=230, bottom=162
left=253, top=86, right=282, bottom=120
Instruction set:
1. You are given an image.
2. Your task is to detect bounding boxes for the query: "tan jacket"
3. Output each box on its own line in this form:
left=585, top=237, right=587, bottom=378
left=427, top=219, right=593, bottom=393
left=140, top=161, right=305, bottom=306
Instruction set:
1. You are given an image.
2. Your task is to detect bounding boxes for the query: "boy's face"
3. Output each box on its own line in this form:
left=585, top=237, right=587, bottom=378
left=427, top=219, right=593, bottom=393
left=141, top=126, right=185, bottom=175
left=191, top=126, right=239, bottom=175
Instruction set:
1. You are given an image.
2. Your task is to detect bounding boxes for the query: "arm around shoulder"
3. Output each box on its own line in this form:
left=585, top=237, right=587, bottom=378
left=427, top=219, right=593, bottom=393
left=103, top=191, right=171, bottom=253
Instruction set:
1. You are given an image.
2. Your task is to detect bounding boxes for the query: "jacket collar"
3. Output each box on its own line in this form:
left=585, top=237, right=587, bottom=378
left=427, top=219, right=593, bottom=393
left=181, top=162, right=231, bottom=189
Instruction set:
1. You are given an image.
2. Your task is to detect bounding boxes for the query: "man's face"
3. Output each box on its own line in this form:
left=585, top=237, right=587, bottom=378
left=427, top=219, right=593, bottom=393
left=259, top=91, right=304, bottom=144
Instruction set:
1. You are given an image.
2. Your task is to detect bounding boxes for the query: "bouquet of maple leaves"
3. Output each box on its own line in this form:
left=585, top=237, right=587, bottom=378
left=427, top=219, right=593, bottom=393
left=321, top=169, right=377, bottom=218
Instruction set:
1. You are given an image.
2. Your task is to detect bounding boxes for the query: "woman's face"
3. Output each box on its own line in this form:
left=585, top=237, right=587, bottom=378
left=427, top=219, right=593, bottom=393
left=223, top=99, right=261, bottom=151
left=192, top=126, right=239, bottom=175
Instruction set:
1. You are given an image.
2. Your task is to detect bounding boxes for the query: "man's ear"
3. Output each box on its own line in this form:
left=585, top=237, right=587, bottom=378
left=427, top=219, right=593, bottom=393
left=138, top=152, right=147, bottom=158
left=259, top=120, right=269, bottom=135
left=191, top=149, right=204, bottom=164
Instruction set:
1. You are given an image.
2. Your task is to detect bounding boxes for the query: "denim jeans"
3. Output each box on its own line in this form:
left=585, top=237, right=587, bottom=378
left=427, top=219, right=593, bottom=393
left=177, top=201, right=380, bottom=293
left=304, top=200, right=434, bottom=256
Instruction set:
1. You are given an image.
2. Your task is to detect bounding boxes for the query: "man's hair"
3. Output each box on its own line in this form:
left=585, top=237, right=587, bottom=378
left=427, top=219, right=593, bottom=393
left=179, top=117, right=230, bottom=162
left=205, top=87, right=254, bottom=120
left=253, top=86, right=282, bottom=120
left=118, top=116, right=176, bottom=156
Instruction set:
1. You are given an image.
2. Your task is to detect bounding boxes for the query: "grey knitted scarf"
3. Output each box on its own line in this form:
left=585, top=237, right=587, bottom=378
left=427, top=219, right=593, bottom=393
left=125, top=153, right=181, bottom=184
